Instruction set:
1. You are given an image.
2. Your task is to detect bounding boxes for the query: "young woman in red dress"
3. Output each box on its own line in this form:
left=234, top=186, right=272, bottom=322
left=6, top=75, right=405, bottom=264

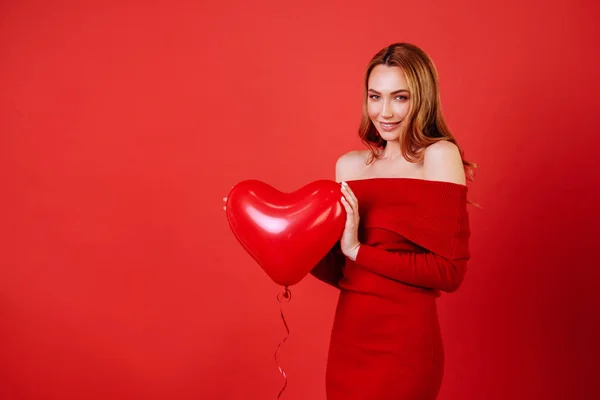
left=310, top=42, right=476, bottom=399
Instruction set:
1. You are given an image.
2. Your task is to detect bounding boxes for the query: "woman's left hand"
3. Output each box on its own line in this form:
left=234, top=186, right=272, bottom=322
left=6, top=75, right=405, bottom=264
left=340, top=181, right=361, bottom=261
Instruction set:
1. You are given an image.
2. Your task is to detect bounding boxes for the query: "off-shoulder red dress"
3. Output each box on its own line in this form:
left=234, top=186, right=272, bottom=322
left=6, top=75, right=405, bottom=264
left=310, top=178, right=471, bottom=400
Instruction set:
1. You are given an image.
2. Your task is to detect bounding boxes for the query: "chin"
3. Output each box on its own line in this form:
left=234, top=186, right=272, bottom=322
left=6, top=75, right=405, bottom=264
left=377, top=130, right=401, bottom=141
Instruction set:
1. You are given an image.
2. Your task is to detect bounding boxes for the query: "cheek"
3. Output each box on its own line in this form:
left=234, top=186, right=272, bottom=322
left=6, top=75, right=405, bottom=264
left=396, top=101, right=410, bottom=117
left=367, top=102, right=379, bottom=119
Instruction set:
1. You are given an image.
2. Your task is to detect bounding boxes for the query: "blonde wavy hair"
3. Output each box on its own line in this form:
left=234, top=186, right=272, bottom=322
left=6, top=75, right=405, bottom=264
left=359, top=42, right=477, bottom=181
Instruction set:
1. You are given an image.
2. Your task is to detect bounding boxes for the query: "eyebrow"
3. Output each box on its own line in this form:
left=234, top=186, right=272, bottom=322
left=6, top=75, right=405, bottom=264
left=368, top=89, right=410, bottom=95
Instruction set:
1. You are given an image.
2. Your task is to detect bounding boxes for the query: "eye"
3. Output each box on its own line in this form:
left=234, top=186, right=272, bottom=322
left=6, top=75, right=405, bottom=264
left=368, top=94, right=380, bottom=100
left=395, top=95, right=408, bottom=101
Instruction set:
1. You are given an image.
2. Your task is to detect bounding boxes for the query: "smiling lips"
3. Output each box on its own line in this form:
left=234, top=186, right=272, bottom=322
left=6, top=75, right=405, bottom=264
left=378, top=121, right=401, bottom=131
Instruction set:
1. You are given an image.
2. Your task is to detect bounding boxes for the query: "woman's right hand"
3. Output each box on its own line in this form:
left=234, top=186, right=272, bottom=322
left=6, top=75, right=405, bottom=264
left=223, top=185, right=235, bottom=211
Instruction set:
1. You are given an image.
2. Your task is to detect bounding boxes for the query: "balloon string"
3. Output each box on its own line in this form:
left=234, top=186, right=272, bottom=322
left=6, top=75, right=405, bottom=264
left=275, top=286, right=291, bottom=399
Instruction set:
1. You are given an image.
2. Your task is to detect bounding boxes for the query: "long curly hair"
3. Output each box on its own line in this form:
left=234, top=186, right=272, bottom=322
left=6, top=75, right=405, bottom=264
left=359, top=43, right=477, bottom=181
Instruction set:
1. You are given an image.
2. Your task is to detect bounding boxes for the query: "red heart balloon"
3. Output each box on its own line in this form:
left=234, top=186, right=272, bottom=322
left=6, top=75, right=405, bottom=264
left=226, top=180, right=345, bottom=287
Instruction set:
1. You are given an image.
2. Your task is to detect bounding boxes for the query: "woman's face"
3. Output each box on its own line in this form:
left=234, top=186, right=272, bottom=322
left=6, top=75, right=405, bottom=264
left=367, top=64, right=411, bottom=141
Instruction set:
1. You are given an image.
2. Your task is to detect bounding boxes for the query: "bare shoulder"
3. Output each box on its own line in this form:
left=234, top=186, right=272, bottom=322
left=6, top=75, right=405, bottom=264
left=335, top=150, right=369, bottom=182
left=423, top=140, right=466, bottom=185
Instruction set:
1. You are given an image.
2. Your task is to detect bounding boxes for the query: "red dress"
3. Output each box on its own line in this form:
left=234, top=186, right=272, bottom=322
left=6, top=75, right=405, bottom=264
left=310, top=178, right=471, bottom=400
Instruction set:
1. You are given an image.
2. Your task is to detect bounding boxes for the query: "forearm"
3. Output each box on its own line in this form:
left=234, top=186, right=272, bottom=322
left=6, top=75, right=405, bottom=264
left=354, top=244, right=467, bottom=292
left=310, top=246, right=346, bottom=289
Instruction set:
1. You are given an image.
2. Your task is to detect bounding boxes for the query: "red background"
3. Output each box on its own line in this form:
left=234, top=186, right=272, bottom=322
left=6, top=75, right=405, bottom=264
left=1, top=0, right=599, bottom=399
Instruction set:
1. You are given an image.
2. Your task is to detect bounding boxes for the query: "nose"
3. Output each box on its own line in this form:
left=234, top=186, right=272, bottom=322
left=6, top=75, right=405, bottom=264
left=381, top=99, right=393, bottom=119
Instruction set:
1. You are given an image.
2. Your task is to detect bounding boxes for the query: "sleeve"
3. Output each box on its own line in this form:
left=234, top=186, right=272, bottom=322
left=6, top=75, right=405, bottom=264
left=355, top=244, right=467, bottom=293
left=310, top=241, right=346, bottom=289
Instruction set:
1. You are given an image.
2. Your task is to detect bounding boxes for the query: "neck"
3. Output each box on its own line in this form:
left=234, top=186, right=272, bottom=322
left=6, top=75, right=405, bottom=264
left=379, top=140, right=403, bottom=160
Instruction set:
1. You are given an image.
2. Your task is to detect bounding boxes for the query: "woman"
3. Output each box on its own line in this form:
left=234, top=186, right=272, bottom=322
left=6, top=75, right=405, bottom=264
left=310, top=42, right=475, bottom=399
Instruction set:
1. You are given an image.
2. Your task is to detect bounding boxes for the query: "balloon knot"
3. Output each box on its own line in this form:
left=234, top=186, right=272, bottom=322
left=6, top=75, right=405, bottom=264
left=277, top=286, right=292, bottom=303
